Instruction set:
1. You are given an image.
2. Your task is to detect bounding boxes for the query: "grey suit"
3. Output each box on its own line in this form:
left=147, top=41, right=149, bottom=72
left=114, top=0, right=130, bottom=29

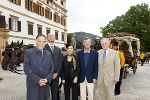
left=44, top=44, right=62, bottom=100
left=24, top=47, right=54, bottom=100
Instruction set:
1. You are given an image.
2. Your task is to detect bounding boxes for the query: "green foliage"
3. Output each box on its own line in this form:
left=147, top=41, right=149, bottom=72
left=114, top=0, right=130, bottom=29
left=100, top=3, right=150, bottom=51
left=67, top=32, right=98, bottom=49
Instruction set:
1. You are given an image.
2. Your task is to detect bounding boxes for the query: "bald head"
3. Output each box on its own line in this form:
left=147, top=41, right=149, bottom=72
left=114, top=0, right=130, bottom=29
left=101, top=38, right=110, bottom=49
left=47, top=32, right=55, bottom=43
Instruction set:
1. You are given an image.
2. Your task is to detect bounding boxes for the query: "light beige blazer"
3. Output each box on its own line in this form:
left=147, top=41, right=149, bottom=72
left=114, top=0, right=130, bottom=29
left=97, top=49, right=120, bottom=86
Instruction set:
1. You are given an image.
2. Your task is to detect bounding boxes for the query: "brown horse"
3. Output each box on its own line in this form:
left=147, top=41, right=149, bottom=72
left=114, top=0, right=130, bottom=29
left=1, top=40, right=33, bottom=73
left=122, top=50, right=138, bottom=78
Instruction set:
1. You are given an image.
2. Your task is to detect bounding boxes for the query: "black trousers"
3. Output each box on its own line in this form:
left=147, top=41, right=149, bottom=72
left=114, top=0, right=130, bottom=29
left=141, top=59, right=144, bottom=66
left=50, top=76, right=59, bottom=100
left=115, top=68, right=123, bottom=94
left=63, top=82, right=79, bottom=100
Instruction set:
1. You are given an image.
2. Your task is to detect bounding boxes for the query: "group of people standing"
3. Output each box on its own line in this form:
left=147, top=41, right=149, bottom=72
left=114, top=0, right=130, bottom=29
left=24, top=33, right=124, bottom=100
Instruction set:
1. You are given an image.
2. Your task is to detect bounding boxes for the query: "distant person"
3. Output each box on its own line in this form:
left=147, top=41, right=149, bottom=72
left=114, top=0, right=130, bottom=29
left=77, top=37, right=98, bottom=100
left=97, top=38, right=120, bottom=100
left=61, top=44, right=79, bottom=100
left=44, top=32, right=62, bottom=100
left=111, top=41, right=125, bottom=95
left=140, top=52, right=145, bottom=66
left=24, top=34, right=54, bottom=100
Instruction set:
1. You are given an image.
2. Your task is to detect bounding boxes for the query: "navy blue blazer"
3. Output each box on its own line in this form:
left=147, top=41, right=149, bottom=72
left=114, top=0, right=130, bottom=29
left=77, top=49, right=98, bottom=83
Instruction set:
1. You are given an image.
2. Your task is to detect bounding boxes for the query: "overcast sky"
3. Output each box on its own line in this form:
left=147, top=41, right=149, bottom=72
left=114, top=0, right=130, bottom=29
left=67, top=0, right=150, bottom=36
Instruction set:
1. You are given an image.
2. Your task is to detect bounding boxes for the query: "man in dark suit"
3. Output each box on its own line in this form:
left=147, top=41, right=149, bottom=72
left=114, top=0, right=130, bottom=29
left=44, top=32, right=62, bottom=100
left=24, top=34, right=54, bottom=100
left=77, top=37, right=98, bottom=100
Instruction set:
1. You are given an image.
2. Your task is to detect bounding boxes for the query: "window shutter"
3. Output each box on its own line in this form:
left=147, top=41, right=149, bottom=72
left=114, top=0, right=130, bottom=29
left=50, top=11, right=52, bottom=20
left=18, top=21, right=21, bottom=32
left=0, top=15, right=6, bottom=28
left=42, top=7, right=44, bottom=16
left=9, top=18, right=12, bottom=30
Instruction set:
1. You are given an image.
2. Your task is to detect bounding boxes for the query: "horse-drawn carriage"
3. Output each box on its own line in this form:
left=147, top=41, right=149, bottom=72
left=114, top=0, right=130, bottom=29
left=106, top=32, right=140, bottom=78
left=1, top=40, right=34, bottom=74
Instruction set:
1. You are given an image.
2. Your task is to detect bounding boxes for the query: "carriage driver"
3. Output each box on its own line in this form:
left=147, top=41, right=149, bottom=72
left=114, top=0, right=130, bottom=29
left=111, top=40, right=125, bottom=95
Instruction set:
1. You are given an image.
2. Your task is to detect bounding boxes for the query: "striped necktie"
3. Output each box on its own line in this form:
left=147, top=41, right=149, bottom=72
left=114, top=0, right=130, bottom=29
left=103, top=49, right=106, bottom=61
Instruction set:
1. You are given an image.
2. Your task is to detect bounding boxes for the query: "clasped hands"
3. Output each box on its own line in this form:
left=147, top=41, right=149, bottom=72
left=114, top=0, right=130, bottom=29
left=38, top=78, right=48, bottom=86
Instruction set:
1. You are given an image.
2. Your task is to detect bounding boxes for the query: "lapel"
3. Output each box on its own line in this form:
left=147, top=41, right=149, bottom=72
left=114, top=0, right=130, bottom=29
left=45, top=44, right=52, bottom=53
left=104, top=49, right=112, bottom=64
left=98, top=50, right=104, bottom=65
left=53, top=46, right=56, bottom=56
left=80, top=50, right=85, bottom=67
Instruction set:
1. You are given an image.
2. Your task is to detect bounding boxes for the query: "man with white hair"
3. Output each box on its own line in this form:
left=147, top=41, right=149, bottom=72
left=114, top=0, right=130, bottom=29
left=97, top=38, right=120, bottom=100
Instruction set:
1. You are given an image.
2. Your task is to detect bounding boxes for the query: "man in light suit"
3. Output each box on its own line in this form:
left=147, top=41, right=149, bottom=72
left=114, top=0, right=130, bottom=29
left=97, top=38, right=120, bottom=100
left=44, top=32, right=62, bottom=100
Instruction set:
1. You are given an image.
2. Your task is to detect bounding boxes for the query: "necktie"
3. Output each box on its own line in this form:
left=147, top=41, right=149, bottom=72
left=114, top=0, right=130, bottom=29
left=50, top=46, right=54, bottom=52
left=41, top=50, right=43, bottom=57
left=103, top=49, right=106, bottom=61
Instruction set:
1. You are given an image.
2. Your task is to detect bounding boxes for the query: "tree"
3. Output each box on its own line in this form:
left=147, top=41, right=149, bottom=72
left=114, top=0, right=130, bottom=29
left=100, top=3, right=150, bottom=51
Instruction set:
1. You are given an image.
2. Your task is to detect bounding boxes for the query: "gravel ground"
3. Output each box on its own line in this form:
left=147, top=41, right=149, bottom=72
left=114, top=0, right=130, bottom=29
left=0, top=63, right=150, bottom=100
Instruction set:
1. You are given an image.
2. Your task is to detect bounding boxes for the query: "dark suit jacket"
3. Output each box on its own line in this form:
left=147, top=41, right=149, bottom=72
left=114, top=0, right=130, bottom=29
left=24, top=47, right=54, bottom=100
left=77, top=49, right=98, bottom=83
left=61, top=55, right=79, bottom=82
left=44, top=44, right=62, bottom=75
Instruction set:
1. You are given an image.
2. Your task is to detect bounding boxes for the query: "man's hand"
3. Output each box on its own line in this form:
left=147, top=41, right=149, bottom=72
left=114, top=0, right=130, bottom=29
left=53, top=73, right=58, bottom=79
left=73, top=77, right=78, bottom=83
left=113, top=80, right=118, bottom=84
left=93, top=79, right=97, bottom=84
left=38, top=79, right=48, bottom=86
left=43, top=78, right=48, bottom=84
left=62, top=80, right=65, bottom=84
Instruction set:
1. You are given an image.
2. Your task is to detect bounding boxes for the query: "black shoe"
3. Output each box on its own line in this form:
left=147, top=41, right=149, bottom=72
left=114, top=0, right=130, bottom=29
left=115, top=91, right=120, bottom=96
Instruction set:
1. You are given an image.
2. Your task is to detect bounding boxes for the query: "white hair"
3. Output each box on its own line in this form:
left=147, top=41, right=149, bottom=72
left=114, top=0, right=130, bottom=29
left=101, top=38, right=110, bottom=45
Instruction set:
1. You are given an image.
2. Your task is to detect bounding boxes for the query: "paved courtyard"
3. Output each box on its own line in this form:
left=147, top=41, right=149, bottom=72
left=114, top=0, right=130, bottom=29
left=0, top=63, right=150, bottom=100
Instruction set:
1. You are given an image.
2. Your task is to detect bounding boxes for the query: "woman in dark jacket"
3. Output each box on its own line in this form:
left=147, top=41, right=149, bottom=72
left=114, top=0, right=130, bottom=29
left=61, top=44, right=79, bottom=100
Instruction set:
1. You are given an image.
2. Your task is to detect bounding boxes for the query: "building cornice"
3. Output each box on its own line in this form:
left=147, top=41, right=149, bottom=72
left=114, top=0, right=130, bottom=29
left=0, top=4, right=66, bottom=30
left=9, top=35, right=65, bottom=44
left=38, top=0, right=67, bottom=13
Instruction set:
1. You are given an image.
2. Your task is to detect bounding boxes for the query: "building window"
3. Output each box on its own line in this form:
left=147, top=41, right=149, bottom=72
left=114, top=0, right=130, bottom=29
left=55, top=30, right=58, bottom=40
left=28, top=23, right=33, bottom=35
left=46, top=28, right=51, bottom=36
left=0, top=15, right=6, bottom=28
left=38, top=25, right=42, bottom=35
left=45, top=9, right=52, bottom=20
left=9, top=18, right=21, bottom=32
left=9, top=0, right=21, bottom=5
left=61, top=32, right=64, bottom=41
left=61, top=1, right=63, bottom=5
left=25, top=0, right=32, bottom=11
left=25, top=0, right=44, bottom=16
left=54, top=13, right=60, bottom=23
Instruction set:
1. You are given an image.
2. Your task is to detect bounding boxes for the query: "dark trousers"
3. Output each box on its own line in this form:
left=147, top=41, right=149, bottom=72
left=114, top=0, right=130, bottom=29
left=64, top=82, right=79, bottom=100
left=50, top=76, right=59, bottom=100
left=141, top=59, right=144, bottom=66
left=115, top=68, right=123, bottom=94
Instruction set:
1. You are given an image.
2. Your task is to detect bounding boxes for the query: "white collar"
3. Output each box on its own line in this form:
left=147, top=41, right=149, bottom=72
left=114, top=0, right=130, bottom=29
left=84, top=49, right=90, bottom=53
left=48, top=43, right=54, bottom=47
